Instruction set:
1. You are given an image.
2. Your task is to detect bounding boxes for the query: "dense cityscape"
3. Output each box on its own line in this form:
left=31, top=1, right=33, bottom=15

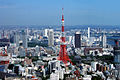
left=0, top=12, right=120, bottom=80
left=1, top=0, right=120, bottom=80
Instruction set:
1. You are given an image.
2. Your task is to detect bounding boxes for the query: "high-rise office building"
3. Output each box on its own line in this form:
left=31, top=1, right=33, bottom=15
left=48, top=29, right=54, bottom=47
left=102, top=34, right=107, bottom=48
left=75, top=32, right=81, bottom=48
left=44, top=29, right=49, bottom=37
left=114, top=40, right=120, bottom=64
left=15, top=32, right=19, bottom=47
left=22, top=30, right=27, bottom=48
left=68, top=36, right=72, bottom=44
left=88, top=27, right=90, bottom=39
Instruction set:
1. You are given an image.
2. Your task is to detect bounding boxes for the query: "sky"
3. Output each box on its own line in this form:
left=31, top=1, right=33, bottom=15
left=0, top=0, right=120, bottom=25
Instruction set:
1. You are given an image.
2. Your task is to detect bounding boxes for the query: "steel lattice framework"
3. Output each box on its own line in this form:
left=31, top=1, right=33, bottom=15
left=58, top=8, right=73, bottom=65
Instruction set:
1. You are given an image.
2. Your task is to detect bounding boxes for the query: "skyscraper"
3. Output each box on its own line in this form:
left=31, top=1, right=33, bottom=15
left=15, top=32, right=19, bottom=47
left=102, top=34, right=106, bottom=48
left=88, top=27, right=90, bottom=39
left=44, top=29, right=49, bottom=37
left=22, top=30, right=27, bottom=49
left=75, top=32, right=81, bottom=48
left=114, top=40, right=120, bottom=64
left=48, top=29, right=54, bottom=47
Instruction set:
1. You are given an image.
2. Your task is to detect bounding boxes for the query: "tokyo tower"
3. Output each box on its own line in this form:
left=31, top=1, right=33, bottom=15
left=58, top=8, right=72, bottom=65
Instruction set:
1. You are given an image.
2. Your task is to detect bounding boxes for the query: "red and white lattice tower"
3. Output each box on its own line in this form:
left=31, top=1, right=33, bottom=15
left=58, top=8, right=72, bottom=65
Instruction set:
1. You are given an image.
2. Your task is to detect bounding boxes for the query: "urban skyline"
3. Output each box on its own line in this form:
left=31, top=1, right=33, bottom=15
left=0, top=0, right=120, bottom=80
